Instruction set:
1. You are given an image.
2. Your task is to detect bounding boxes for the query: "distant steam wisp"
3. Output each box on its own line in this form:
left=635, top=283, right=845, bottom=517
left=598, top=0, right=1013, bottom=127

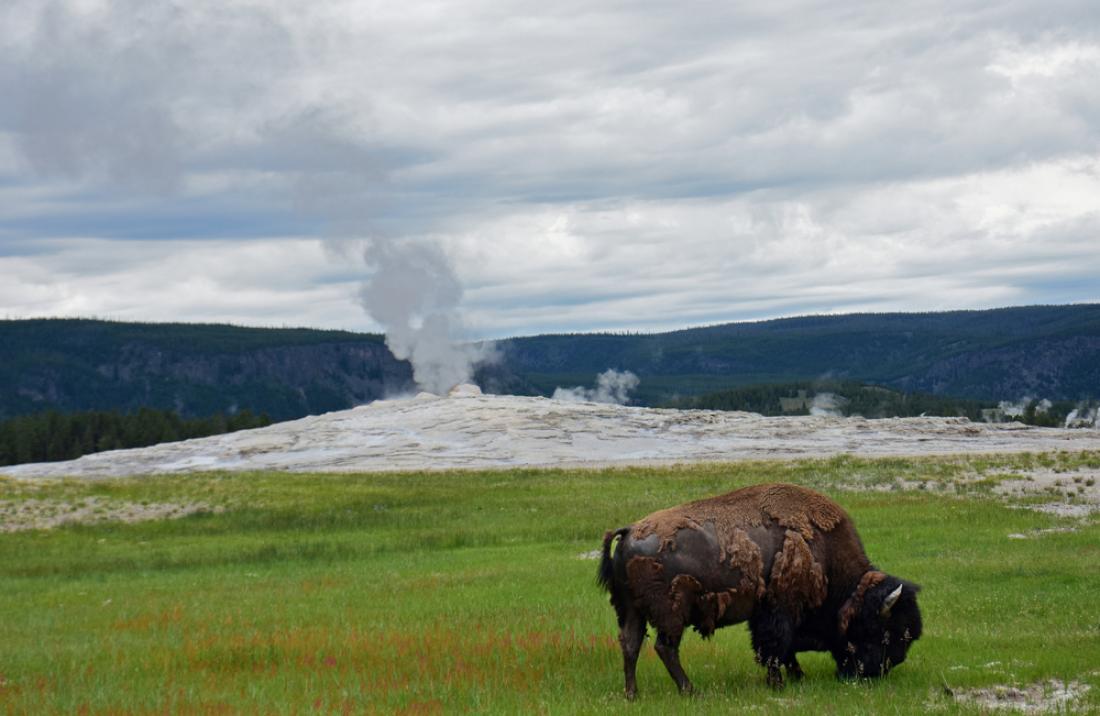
left=1065, top=404, right=1099, bottom=428
left=809, top=392, right=846, bottom=417
left=553, top=369, right=640, bottom=405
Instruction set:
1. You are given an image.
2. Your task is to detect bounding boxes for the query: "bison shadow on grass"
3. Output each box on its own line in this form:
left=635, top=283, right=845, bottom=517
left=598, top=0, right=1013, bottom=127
left=598, top=483, right=922, bottom=698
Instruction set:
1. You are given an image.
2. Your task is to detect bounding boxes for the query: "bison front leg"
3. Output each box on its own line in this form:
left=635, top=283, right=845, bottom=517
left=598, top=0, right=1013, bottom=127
left=750, top=608, right=795, bottom=690
left=654, top=630, right=694, bottom=695
left=618, top=607, right=645, bottom=699
left=784, top=653, right=805, bottom=681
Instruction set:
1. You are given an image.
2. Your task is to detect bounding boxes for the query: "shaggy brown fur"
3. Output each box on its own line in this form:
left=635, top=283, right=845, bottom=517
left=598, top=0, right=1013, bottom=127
left=726, top=527, right=767, bottom=600
left=767, top=530, right=828, bottom=619
left=631, top=483, right=846, bottom=547
left=626, top=557, right=690, bottom=638
left=838, top=570, right=888, bottom=634
left=599, top=483, right=922, bottom=699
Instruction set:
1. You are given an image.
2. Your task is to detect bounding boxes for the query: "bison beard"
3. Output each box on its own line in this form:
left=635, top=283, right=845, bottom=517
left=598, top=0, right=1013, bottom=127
left=597, top=483, right=922, bottom=698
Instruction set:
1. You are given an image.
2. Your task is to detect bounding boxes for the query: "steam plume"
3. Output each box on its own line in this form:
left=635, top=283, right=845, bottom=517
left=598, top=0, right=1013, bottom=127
left=1065, top=403, right=1098, bottom=428
left=553, top=369, right=639, bottom=405
left=357, top=238, right=492, bottom=395
left=809, top=392, right=846, bottom=417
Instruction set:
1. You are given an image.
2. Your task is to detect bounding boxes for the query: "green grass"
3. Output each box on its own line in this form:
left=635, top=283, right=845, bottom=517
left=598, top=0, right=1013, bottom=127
left=1, top=456, right=1099, bottom=714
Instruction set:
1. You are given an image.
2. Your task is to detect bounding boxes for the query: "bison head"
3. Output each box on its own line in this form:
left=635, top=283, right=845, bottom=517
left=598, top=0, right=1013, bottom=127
left=834, top=573, right=922, bottom=679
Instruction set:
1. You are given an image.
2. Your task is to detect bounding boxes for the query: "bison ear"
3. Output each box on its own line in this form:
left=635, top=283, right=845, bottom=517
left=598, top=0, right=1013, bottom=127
left=879, top=584, right=903, bottom=617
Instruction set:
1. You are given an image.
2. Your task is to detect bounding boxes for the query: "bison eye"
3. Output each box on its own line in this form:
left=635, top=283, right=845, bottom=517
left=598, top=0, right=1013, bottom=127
left=846, top=642, right=857, bottom=654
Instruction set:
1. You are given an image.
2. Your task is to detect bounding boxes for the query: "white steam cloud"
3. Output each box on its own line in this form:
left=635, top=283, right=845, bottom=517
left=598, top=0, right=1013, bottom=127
left=1065, top=403, right=1099, bottom=429
left=997, top=397, right=1052, bottom=420
left=553, top=369, right=640, bottom=405
left=809, top=392, right=847, bottom=417
left=998, top=398, right=1031, bottom=418
left=357, top=239, right=493, bottom=395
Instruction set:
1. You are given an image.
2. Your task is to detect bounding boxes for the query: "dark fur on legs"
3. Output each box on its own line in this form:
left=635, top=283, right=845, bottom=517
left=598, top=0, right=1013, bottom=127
left=750, top=607, right=796, bottom=690
left=654, top=631, right=694, bottom=695
left=601, top=528, right=652, bottom=698
left=618, top=607, right=645, bottom=699
left=784, top=654, right=805, bottom=681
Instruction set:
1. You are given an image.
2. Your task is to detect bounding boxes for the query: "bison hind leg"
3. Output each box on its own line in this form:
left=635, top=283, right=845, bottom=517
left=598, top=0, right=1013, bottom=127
left=618, top=605, right=646, bottom=700
left=654, top=629, right=694, bottom=695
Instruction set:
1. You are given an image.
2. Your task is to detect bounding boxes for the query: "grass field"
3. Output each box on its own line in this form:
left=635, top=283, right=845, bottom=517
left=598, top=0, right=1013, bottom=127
left=1, top=454, right=1099, bottom=714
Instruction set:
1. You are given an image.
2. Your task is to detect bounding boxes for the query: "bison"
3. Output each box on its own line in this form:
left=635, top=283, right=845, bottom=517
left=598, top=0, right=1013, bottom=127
left=598, top=483, right=922, bottom=698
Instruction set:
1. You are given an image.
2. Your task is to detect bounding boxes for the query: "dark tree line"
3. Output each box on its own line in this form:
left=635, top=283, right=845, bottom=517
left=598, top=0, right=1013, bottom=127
left=662, top=381, right=987, bottom=418
left=662, top=380, right=1093, bottom=427
left=0, top=408, right=272, bottom=467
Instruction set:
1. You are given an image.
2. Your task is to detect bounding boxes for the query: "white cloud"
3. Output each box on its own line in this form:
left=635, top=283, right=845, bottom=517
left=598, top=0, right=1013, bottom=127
left=0, top=238, right=371, bottom=329
left=0, top=1, right=1098, bottom=336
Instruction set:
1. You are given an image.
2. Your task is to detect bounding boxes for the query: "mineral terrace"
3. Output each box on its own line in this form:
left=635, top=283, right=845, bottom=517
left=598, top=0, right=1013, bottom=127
left=5, top=385, right=1100, bottom=480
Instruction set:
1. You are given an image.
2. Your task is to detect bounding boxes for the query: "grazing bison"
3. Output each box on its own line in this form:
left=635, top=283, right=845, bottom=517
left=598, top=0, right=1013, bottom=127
left=598, top=483, right=921, bottom=698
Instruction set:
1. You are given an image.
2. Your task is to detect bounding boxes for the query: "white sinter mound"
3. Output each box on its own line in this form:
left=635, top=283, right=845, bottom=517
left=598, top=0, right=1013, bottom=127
left=5, top=384, right=1100, bottom=479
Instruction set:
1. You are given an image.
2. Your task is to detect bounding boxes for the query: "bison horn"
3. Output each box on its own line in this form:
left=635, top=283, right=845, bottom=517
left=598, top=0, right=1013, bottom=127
left=880, top=584, right=903, bottom=616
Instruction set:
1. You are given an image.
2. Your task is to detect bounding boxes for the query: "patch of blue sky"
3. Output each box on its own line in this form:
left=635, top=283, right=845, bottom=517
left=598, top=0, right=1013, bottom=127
left=1010, top=276, right=1099, bottom=305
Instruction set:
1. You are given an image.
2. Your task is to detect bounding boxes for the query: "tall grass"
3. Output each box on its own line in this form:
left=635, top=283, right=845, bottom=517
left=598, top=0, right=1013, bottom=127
left=1, top=455, right=1098, bottom=713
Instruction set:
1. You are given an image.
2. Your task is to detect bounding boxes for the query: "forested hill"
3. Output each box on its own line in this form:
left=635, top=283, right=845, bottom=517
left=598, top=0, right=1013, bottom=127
left=494, top=304, right=1100, bottom=404
left=3, top=304, right=1099, bottom=420
left=0, top=319, right=414, bottom=421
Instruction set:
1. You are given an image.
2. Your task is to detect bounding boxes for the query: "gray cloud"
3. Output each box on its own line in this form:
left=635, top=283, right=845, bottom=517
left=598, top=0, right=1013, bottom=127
left=0, top=0, right=1098, bottom=335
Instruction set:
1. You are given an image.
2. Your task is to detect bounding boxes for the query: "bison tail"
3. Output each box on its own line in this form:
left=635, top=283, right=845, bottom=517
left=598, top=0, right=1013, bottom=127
left=597, top=527, right=630, bottom=592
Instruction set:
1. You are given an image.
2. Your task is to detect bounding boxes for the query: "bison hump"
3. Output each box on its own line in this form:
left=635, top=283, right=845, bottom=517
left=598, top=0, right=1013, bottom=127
left=758, top=484, right=846, bottom=539
left=629, top=483, right=847, bottom=550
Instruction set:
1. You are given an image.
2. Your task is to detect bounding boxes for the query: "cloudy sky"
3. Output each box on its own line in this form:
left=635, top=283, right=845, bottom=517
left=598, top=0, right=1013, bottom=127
left=1, top=0, right=1098, bottom=339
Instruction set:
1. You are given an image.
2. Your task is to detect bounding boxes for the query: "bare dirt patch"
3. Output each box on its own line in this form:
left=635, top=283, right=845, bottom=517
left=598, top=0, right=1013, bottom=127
left=0, top=496, right=224, bottom=532
left=993, top=469, right=1100, bottom=517
left=950, top=679, right=1091, bottom=713
left=830, top=461, right=1099, bottom=537
left=1005, top=526, right=1080, bottom=540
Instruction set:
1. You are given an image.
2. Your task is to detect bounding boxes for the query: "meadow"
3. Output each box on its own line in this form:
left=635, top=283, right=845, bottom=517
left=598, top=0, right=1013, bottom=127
left=1, top=453, right=1098, bottom=714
